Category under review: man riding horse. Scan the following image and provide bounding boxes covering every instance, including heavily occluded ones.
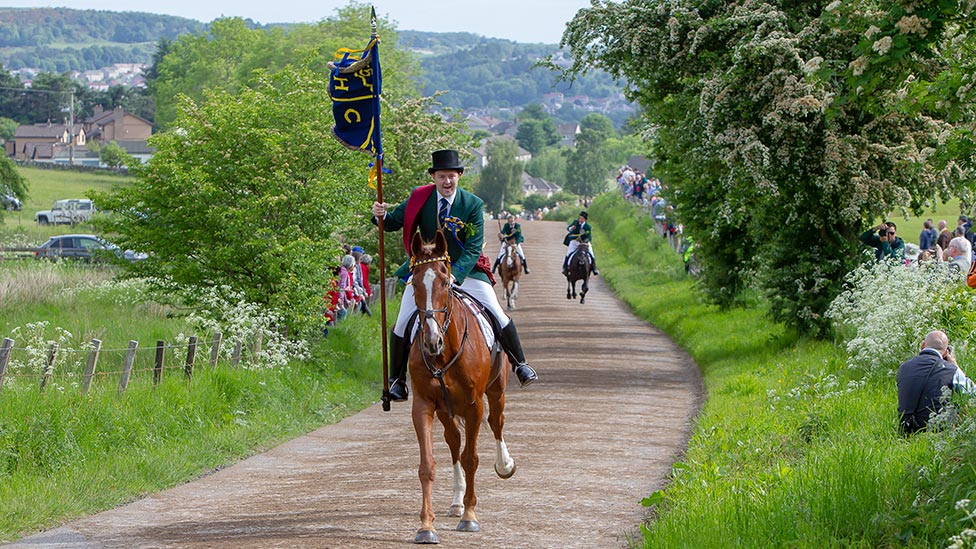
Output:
[493,214,530,274]
[371,149,538,403]
[563,211,599,276]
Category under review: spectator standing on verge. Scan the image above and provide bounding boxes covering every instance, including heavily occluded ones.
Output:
[937,220,953,251]
[920,219,937,253]
[943,227,973,271]
[860,222,906,262]
[897,330,976,433]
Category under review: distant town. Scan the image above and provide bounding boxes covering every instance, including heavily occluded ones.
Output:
[10,63,147,90]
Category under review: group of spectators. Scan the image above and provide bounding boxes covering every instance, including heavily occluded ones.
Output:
[324,244,373,334]
[617,164,661,207]
[861,215,976,279]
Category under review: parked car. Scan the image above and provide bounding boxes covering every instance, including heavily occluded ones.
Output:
[1,192,21,211]
[34,234,147,262]
[35,199,96,225]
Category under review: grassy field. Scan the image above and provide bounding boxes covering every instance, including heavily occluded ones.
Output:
[1,165,127,245]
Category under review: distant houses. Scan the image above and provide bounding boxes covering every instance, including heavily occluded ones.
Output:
[4,105,153,166]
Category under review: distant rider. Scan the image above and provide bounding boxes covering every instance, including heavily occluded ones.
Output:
[562,211,598,276]
[493,214,530,274]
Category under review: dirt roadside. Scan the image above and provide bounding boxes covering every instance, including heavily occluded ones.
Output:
[7,220,703,549]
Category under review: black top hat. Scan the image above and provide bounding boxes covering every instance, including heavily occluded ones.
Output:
[579,211,588,219]
[428,149,465,174]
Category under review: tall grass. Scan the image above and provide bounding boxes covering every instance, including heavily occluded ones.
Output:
[0,261,384,542]
[589,193,971,548]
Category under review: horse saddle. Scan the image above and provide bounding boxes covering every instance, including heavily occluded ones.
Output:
[406,288,499,352]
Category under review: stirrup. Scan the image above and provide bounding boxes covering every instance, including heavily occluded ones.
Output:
[513,363,537,387]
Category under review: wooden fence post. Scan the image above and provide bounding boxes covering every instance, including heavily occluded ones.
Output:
[0,338,13,394]
[252,329,263,365]
[39,343,58,392]
[81,339,102,395]
[118,340,138,394]
[154,340,165,386]
[209,332,222,369]
[231,340,243,368]
[184,336,197,380]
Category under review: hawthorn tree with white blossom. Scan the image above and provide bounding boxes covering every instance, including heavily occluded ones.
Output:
[559,0,976,335]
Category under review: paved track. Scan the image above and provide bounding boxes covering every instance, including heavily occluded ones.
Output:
[8,220,703,549]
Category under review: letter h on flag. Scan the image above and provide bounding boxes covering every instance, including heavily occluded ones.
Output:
[328,13,384,186]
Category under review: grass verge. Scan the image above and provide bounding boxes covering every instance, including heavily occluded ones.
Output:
[590,193,961,548]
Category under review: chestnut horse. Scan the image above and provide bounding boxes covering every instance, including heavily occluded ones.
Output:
[497,239,521,310]
[407,229,516,544]
[566,241,591,304]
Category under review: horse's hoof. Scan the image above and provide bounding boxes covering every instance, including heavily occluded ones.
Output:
[415,529,440,544]
[448,504,464,517]
[495,461,517,479]
[456,520,481,532]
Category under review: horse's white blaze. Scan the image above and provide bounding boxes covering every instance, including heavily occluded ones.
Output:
[495,438,515,475]
[423,268,439,335]
[451,461,465,508]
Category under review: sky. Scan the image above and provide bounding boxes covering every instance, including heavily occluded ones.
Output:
[0,0,594,44]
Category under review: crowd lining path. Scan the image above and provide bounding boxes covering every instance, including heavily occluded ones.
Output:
[8,220,703,549]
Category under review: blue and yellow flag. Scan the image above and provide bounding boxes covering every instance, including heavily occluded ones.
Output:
[328,31,383,159]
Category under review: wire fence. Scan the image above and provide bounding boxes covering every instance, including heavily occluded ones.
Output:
[0,331,264,397]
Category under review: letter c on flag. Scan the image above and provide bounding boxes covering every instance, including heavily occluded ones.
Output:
[344,109,362,124]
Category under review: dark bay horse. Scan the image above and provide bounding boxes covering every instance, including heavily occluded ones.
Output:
[497,239,521,310]
[408,229,516,544]
[566,241,591,304]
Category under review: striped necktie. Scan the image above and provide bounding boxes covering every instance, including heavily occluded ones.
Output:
[438,198,449,225]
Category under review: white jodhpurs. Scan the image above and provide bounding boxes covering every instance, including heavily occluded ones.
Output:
[566,240,595,260]
[394,276,511,338]
[496,243,526,260]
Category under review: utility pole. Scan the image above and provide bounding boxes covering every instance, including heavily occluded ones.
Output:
[68,91,74,165]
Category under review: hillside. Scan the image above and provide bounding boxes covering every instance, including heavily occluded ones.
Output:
[399,31,634,126]
[0,8,633,127]
[0,7,205,71]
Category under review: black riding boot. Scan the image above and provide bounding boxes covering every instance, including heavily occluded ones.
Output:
[492,256,501,273]
[498,322,537,387]
[562,255,569,275]
[522,258,530,274]
[388,332,409,402]
[590,256,599,276]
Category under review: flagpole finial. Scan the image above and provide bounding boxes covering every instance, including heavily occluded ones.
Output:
[370,6,377,35]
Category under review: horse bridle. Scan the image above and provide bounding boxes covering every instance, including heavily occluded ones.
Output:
[411,253,455,335]
[411,252,471,418]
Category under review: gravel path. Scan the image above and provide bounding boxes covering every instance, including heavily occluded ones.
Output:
[7,220,703,549]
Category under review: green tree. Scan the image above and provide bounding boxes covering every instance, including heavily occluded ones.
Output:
[565,113,614,197]
[0,155,28,217]
[515,103,560,154]
[515,118,561,154]
[20,72,74,123]
[148,5,421,130]
[0,65,25,122]
[0,116,17,141]
[91,68,369,335]
[98,140,135,170]
[475,138,523,213]
[526,146,569,186]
